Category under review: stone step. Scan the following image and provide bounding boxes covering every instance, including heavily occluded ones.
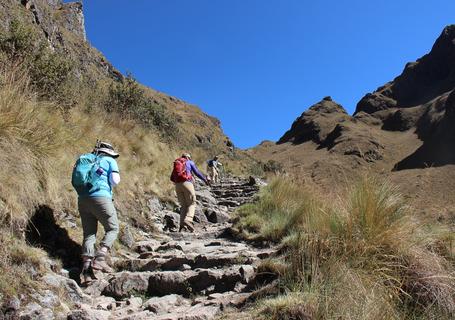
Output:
[116,250,259,273]
[101,265,255,300]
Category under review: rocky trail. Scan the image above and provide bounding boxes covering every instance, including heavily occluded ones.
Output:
[64,177,275,320]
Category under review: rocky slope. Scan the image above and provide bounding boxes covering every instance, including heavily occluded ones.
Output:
[250,25,455,219]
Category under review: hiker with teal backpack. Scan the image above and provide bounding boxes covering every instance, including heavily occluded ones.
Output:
[72,141,121,284]
[171,153,210,232]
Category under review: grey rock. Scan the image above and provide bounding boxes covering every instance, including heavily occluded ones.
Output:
[144,294,190,314]
[134,239,161,253]
[117,310,155,320]
[217,200,240,207]
[81,278,110,298]
[126,296,143,309]
[156,242,184,252]
[206,209,230,223]
[148,196,164,214]
[102,272,151,299]
[182,304,220,320]
[120,224,135,248]
[239,265,255,284]
[19,302,53,320]
[180,264,192,271]
[59,2,86,40]
[163,211,180,231]
[42,273,91,304]
[193,208,208,224]
[1,296,20,313]
[92,296,116,310]
[148,271,196,296]
[195,189,217,205]
[113,306,145,319]
[209,292,250,308]
[31,290,59,308]
[67,307,111,320]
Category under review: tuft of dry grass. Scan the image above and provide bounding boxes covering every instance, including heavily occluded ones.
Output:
[0,66,73,229]
[235,175,455,319]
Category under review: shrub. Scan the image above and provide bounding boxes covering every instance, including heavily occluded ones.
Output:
[29,50,74,101]
[0,20,37,63]
[0,20,74,102]
[263,160,284,174]
[105,74,178,137]
[234,176,455,319]
[247,161,265,177]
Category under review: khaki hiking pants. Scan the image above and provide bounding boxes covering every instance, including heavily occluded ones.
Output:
[175,181,196,227]
[78,197,119,258]
[208,166,219,183]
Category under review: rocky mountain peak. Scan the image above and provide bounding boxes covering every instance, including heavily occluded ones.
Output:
[277,97,349,144]
[356,24,455,115]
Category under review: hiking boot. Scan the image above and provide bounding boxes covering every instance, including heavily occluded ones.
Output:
[92,252,114,273]
[179,220,195,232]
[80,266,97,286]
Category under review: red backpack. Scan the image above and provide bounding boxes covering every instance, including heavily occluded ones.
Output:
[170,157,192,183]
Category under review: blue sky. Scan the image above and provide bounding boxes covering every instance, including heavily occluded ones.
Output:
[83,1,455,148]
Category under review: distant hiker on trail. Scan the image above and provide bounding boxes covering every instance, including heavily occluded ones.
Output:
[71,141,121,284]
[170,153,209,232]
[207,156,223,184]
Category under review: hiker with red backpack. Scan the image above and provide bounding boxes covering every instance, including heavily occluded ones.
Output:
[71,141,121,284]
[170,153,210,232]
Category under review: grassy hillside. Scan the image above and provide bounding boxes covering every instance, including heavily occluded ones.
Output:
[232,176,455,319]
[0,1,256,301]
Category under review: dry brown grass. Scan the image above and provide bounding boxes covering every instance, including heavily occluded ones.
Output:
[234,175,455,319]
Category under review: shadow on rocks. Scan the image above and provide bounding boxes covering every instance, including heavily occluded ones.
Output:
[25,205,82,281]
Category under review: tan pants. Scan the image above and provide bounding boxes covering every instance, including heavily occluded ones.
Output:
[175,181,196,227]
[78,197,119,258]
[208,166,219,183]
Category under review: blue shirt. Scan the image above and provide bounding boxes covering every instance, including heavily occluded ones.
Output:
[88,155,119,198]
[186,160,206,182]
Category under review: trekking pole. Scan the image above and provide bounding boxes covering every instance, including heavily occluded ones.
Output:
[95,139,100,155]
[220,166,224,187]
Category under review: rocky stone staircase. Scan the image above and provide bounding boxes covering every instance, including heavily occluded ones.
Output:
[68,178,273,320]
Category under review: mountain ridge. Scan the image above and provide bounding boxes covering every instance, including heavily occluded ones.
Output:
[250,23,455,218]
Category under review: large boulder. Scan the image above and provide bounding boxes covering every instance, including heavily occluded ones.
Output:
[102,272,151,299]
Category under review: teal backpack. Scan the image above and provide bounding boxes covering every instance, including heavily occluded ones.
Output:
[71,153,103,196]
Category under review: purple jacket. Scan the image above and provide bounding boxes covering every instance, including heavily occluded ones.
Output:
[186,160,206,182]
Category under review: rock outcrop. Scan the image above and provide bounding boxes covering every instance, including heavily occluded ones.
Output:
[277,96,350,145]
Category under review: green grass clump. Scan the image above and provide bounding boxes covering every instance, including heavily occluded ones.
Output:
[234,176,455,319]
[0,20,74,103]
